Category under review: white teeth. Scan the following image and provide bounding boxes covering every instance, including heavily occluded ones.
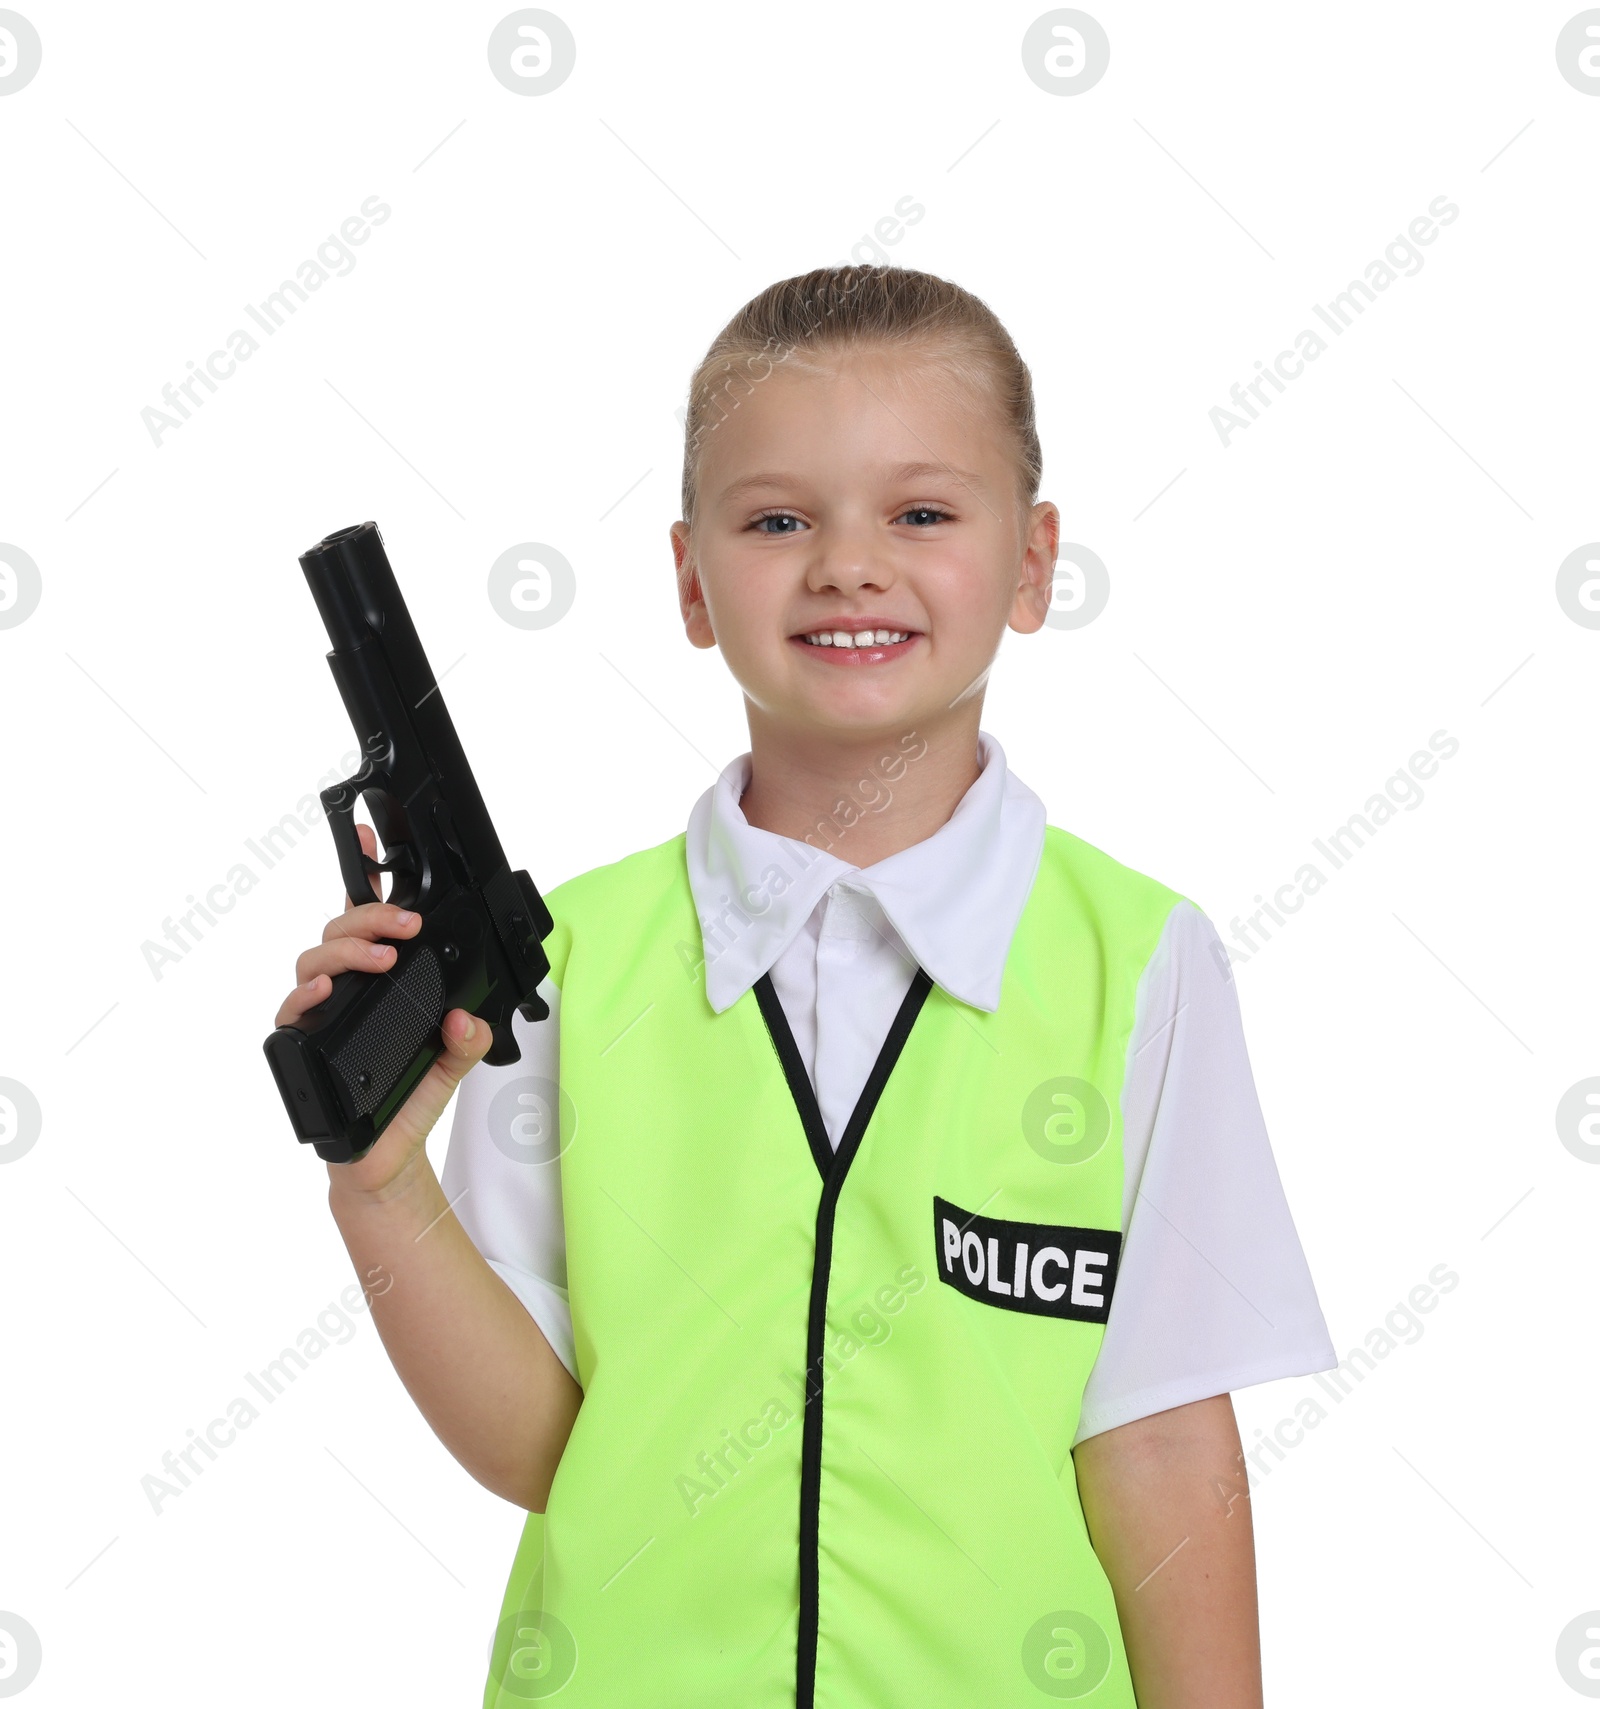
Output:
[801,629,909,647]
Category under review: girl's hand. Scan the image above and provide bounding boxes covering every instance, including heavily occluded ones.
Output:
[272,822,494,1199]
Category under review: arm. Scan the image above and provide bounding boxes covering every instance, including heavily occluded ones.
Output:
[278,825,582,1511]
[328,1138,582,1511]
[1072,1393,1261,1709]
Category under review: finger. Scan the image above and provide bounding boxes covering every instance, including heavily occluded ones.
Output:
[275,972,330,1028]
[322,901,420,947]
[392,1009,495,1132]
[342,821,384,912]
[327,1010,497,1185]
[295,932,408,988]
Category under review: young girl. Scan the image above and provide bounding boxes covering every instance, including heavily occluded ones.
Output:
[274,264,1337,1707]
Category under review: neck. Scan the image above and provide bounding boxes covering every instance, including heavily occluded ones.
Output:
[738,707,985,868]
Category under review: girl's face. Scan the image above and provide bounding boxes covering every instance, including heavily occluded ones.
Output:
[672,347,1058,746]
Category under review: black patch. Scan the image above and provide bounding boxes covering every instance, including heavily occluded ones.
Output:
[933,1195,1121,1324]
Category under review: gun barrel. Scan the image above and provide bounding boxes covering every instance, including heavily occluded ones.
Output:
[299,521,508,881]
[300,523,382,652]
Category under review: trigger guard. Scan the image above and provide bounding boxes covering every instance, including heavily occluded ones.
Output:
[322,776,381,907]
[321,774,422,909]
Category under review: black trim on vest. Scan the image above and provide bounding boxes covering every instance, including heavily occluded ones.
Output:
[753,972,835,1180]
[753,965,935,1709]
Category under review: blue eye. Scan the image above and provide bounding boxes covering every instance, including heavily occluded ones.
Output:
[748,505,953,533]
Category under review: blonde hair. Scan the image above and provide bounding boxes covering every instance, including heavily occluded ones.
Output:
[680,264,1042,528]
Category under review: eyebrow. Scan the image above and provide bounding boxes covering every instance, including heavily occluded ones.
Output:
[714,460,986,506]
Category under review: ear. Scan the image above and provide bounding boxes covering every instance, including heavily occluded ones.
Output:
[672,521,717,649]
[1009,500,1060,634]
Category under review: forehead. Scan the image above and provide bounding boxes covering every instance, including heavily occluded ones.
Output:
[695,347,1006,497]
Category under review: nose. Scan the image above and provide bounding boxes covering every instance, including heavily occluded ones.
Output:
[804,515,895,598]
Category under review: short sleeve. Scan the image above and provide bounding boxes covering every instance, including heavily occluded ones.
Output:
[1073,900,1337,1446]
[437,977,580,1384]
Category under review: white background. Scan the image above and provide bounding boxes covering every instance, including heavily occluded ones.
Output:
[2,2,1597,1703]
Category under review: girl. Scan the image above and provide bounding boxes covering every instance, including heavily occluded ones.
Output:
[274,264,1336,1707]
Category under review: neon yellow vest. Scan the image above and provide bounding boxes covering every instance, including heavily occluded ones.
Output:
[483,825,1187,1706]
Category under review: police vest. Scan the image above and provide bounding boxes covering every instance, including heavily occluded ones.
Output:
[483,824,1187,1708]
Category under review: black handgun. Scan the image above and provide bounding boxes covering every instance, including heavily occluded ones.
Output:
[263,521,554,1164]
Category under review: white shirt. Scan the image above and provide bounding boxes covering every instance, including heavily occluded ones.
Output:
[441,731,1337,1445]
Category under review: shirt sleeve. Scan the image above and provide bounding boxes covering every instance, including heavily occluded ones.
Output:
[1073,899,1337,1446]
[437,977,580,1384]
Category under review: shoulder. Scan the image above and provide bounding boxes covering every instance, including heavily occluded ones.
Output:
[1017,823,1210,1003]
[539,833,692,989]
[545,831,688,915]
[1037,820,1196,943]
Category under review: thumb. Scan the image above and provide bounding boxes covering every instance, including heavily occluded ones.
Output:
[391,1008,496,1145]
[433,1007,495,1086]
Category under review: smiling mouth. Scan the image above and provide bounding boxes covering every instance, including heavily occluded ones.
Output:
[799,625,912,647]
[789,623,921,664]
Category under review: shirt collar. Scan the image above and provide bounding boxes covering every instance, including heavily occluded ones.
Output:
[684,730,1047,1015]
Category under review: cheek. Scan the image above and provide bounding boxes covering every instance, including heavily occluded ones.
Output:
[700,558,789,653]
[925,550,1014,639]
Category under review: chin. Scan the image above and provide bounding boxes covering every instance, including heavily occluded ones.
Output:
[791,688,930,738]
